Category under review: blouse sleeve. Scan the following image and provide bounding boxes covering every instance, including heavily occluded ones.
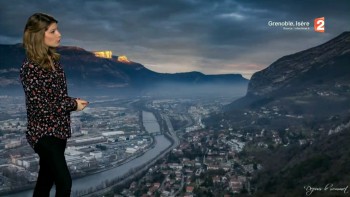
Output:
[59,65,78,112]
[20,63,77,114]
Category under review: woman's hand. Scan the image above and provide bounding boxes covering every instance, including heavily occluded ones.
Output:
[76,98,89,111]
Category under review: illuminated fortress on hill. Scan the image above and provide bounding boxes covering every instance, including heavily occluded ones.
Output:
[93,51,131,63]
[93,50,112,59]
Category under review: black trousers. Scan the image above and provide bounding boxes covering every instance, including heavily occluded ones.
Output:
[33,136,72,197]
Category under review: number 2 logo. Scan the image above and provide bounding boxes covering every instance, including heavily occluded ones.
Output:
[314,17,325,33]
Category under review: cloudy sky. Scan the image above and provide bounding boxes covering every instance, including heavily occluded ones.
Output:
[1,0,349,78]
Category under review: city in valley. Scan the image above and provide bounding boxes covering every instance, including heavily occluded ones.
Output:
[0,94,255,196]
[0,93,325,197]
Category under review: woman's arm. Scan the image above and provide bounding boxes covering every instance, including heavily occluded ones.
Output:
[20,63,78,114]
[59,63,89,111]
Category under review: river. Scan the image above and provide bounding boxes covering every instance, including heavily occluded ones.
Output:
[5,111,172,197]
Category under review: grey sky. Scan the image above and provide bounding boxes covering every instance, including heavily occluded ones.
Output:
[0,0,349,78]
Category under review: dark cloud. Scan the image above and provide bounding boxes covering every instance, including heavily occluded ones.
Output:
[1,0,349,78]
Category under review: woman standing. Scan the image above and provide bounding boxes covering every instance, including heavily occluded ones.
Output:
[20,13,88,197]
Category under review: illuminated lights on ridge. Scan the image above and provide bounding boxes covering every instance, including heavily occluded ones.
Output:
[93,51,112,59]
[118,55,131,63]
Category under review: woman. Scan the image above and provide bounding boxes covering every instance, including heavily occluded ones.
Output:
[20,13,88,197]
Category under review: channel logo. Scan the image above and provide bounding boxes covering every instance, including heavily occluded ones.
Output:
[314,17,325,33]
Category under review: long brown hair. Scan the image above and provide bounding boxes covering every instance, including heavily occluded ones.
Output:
[23,13,60,70]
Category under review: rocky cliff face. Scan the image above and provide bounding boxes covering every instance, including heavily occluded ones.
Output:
[217,31,350,124]
[202,32,350,197]
[242,32,350,197]
[248,32,350,96]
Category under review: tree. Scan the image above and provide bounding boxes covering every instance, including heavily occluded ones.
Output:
[202,176,213,187]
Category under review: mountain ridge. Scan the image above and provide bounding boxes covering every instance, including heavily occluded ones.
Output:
[248,31,350,96]
[205,31,350,196]
[224,31,350,112]
[0,43,248,96]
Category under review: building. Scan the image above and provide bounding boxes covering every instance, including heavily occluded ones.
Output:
[101,131,125,137]
[93,51,112,59]
[90,151,103,159]
[126,147,137,154]
[5,140,21,149]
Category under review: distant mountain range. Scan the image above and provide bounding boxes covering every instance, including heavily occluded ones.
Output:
[0,44,248,96]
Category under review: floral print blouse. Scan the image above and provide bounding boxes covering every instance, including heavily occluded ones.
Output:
[20,58,77,149]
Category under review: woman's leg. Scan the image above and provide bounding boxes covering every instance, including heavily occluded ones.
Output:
[50,137,72,197]
[33,137,55,197]
[33,136,72,197]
